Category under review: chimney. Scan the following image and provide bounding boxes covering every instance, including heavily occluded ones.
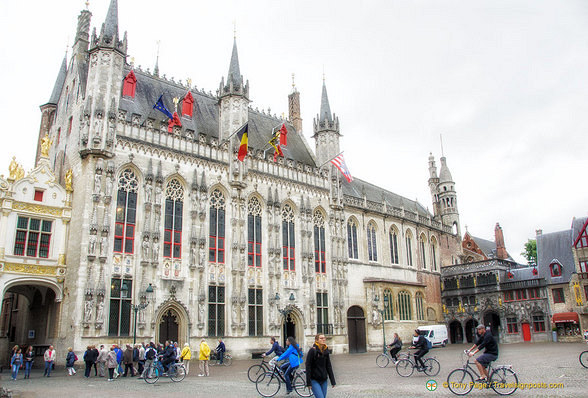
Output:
[495,222,508,260]
[536,229,542,236]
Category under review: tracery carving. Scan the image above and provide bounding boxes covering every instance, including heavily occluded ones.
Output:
[118,169,138,193]
[165,179,185,201]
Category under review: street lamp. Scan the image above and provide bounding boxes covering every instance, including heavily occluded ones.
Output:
[373,293,389,348]
[122,283,154,345]
[275,292,296,317]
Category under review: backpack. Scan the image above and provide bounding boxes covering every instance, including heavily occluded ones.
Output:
[425,337,432,350]
[74,353,78,361]
[145,347,155,360]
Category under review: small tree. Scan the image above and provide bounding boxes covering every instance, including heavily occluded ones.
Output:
[521,239,537,266]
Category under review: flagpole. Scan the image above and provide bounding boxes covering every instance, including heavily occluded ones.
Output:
[318,151,344,169]
[220,121,248,145]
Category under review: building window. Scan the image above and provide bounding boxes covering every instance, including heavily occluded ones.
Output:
[383,289,394,320]
[585,285,588,303]
[209,189,226,263]
[34,190,44,202]
[430,238,438,271]
[68,116,73,136]
[552,288,565,304]
[419,235,427,269]
[528,288,540,299]
[108,278,132,336]
[247,197,262,267]
[506,317,518,334]
[317,292,329,334]
[580,260,588,273]
[515,289,527,300]
[477,273,497,286]
[347,219,358,259]
[406,233,413,266]
[575,224,588,248]
[14,216,52,258]
[443,278,458,291]
[398,291,412,320]
[122,70,137,98]
[389,229,399,264]
[367,222,377,262]
[504,291,514,302]
[282,204,295,271]
[313,210,326,273]
[415,292,424,320]
[182,91,194,118]
[248,288,263,336]
[208,285,225,336]
[114,169,138,254]
[533,315,546,332]
[164,179,183,259]
[550,263,562,277]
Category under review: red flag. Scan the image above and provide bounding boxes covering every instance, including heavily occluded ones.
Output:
[279,123,288,146]
[330,153,353,182]
[273,144,284,162]
[168,112,182,132]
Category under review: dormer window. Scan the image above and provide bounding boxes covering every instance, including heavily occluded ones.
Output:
[182,91,194,118]
[550,262,562,277]
[122,70,137,98]
[34,190,44,202]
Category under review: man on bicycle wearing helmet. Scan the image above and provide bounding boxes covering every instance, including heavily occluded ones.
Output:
[467,324,498,382]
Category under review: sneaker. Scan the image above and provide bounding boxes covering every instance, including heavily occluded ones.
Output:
[108,378,113,382]
[198,374,204,377]
[475,377,487,383]
[394,360,399,365]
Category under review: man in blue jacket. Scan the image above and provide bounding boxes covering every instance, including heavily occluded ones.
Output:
[262,337,285,358]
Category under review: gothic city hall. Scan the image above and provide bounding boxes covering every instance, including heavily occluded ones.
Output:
[0,0,463,361]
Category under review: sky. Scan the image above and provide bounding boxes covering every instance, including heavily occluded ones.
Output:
[0,0,587,263]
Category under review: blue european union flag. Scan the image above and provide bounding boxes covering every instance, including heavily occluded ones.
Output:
[153,94,173,119]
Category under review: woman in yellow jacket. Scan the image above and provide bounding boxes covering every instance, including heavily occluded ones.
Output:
[198,339,211,377]
[180,343,192,375]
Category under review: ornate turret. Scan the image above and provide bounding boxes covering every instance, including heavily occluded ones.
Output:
[288,75,303,133]
[428,153,440,217]
[90,0,127,54]
[72,7,92,64]
[312,79,340,166]
[437,156,460,235]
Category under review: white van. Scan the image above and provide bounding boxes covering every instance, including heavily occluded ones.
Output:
[417,325,448,347]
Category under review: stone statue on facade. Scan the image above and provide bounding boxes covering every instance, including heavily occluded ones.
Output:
[100,236,108,257]
[40,134,53,158]
[154,185,162,204]
[84,297,94,322]
[96,299,104,323]
[94,173,102,195]
[88,234,97,255]
[142,236,150,260]
[152,243,159,261]
[145,183,153,203]
[8,157,18,180]
[372,307,381,327]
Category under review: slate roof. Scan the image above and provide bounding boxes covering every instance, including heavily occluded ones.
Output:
[45,56,67,106]
[536,229,574,284]
[470,235,497,258]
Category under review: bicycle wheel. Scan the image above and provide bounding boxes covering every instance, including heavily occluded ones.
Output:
[224,355,233,366]
[446,369,474,396]
[170,364,186,382]
[580,351,588,368]
[144,366,159,384]
[256,371,281,397]
[490,367,518,395]
[376,354,390,368]
[293,373,312,397]
[396,359,414,377]
[424,358,440,376]
[248,364,267,382]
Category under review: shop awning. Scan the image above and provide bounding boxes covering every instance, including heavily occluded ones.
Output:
[553,312,579,324]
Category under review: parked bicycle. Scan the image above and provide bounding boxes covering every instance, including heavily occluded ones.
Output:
[395,351,440,377]
[446,350,518,396]
[255,358,312,397]
[143,356,186,384]
[210,351,233,366]
[248,357,272,382]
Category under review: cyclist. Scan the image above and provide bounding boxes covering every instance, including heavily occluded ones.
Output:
[408,329,429,371]
[467,324,498,383]
[387,332,402,364]
[140,342,156,379]
[160,341,176,374]
[215,338,226,365]
[262,336,285,358]
[276,337,303,395]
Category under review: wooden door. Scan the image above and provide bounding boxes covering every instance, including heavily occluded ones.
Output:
[522,323,531,341]
[347,306,366,353]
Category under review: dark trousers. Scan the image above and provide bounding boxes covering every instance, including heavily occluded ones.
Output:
[138,360,145,375]
[414,349,429,368]
[92,361,98,376]
[281,363,297,392]
[84,361,93,377]
[390,347,401,361]
[123,363,135,376]
[108,368,115,379]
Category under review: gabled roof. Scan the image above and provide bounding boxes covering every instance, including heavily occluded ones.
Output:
[572,216,588,248]
[537,229,574,284]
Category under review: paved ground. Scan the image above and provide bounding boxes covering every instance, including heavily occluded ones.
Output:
[0,342,586,397]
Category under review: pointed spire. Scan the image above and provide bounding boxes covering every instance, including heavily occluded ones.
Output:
[102,0,119,41]
[46,56,68,105]
[319,80,333,123]
[154,40,160,77]
[200,171,207,192]
[227,38,242,86]
[191,170,198,190]
[156,160,163,183]
[439,156,453,183]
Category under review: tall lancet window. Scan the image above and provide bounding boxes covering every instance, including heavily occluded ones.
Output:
[247,197,262,267]
[282,204,295,271]
[313,210,326,274]
[367,222,378,262]
[347,218,358,259]
[209,189,226,264]
[389,227,399,264]
[164,179,184,259]
[114,169,138,254]
[420,235,427,269]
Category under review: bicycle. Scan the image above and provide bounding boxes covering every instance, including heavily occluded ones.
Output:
[255,358,312,397]
[579,345,588,368]
[248,357,272,382]
[446,350,518,396]
[143,357,186,384]
[395,351,440,377]
[210,351,233,366]
[376,345,406,368]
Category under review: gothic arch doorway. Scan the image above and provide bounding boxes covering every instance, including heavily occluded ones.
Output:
[483,311,501,343]
[282,313,296,347]
[159,309,179,344]
[154,300,190,345]
[465,319,478,343]
[449,320,463,344]
[347,306,366,353]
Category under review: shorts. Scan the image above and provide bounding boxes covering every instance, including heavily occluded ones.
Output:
[476,353,497,367]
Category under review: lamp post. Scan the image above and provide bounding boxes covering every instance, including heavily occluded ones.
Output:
[373,293,389,348]
[122,283,154,345]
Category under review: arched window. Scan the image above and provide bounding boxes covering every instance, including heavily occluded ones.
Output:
[122,70,137,98]
[164,179,184,259]
[415,292,424,320]
[406,231,413,266]
[182,91,194,118]
[313,210,326,273]
[347,218,358,259]
[398,291,412,320]
[389,227,399,264]
[282,204,295,271]
[114,169,138,254]
[367,222,378,262]
[247,197,262,267]
[209,189,226,263]
[383,289,394,320]
[420,235,427,269]
[430,237,438,271]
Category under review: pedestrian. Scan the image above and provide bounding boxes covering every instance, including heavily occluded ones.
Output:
[387,332,402,364]
[10,348,22,381]
[23,346,34,379]
[106,346,117,382]
[180,343,192,375]
[198,338,211,377]
[306,334,336,398]
[97,344,108,377]
[140,342,156,379]
[137,343,146,376]
[113,344,122,378]
[91,345,99,376]
[66,347,77,376]
[174,342,181,362]
[123,344,135,377]
[43,345,56,377]
[215,338,226,365]
[83,345,97,377]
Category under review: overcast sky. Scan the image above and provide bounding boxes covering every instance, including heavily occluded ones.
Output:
[1,0,587,263]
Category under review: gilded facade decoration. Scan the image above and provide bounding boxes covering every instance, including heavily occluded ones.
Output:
[12,202,63,216]
[3,263,59,276]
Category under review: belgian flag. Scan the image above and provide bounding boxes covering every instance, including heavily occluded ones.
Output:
[235,123,248,161]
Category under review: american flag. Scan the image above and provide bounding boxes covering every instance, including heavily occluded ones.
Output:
[330,153,353,182]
